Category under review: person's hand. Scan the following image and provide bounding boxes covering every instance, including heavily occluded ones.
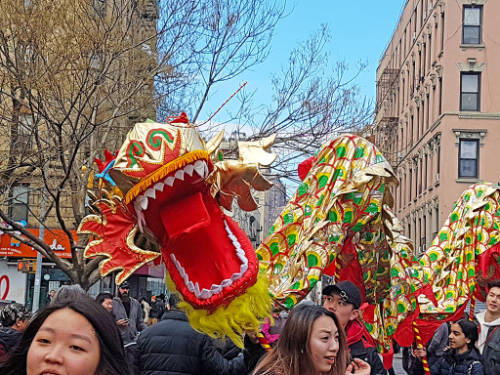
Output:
[345,358,371,375]
[116,318,129,327]
[246,331,260,344]
[414,348,427,360]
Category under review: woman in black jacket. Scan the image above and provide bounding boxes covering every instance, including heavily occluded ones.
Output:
[430,319,483,375]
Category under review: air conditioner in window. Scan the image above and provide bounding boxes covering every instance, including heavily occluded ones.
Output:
[413,32,417,41]
[435,173,440,183]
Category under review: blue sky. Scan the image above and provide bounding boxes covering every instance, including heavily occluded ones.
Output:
[200,0,405,121]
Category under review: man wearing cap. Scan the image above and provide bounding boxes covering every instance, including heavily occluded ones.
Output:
[113,281,147,344]
[323,280,386,375]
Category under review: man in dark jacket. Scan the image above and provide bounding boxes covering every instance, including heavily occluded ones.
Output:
[0,303,31,362]
[136,294,245,375]
[323,281,386,375]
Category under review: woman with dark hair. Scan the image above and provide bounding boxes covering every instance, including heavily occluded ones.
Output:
[0,295,130,375]
[252,304,370,375]
[430,318,484,375]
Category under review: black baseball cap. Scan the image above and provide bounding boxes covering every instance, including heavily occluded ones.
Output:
[322,280,362,309]
[119,281,130,289]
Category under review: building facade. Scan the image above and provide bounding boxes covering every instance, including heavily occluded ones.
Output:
[374,0,500,255]
[0,0,161,306]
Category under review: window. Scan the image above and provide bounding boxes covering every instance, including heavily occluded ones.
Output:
[458,139,479,178]
[9,185,29,223]
[422,215,427,251]
[440,12,445,52]
[463,6,482,44]
[424,154,428,190]
[460,73,480,111]
[438,77,443,114]
[433,205,439,239]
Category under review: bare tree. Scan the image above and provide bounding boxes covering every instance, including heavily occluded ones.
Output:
[191,25,373,186]
[0,0,370,289]
[0,0,199,288]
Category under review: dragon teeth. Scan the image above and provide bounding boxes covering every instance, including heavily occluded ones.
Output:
[144,188,156,199]
[137,195,148,210]
[164,176,175,187]
[154,182,165,192]
[184,164,194,176]
[194,160,205,178]
[174,170,185,181]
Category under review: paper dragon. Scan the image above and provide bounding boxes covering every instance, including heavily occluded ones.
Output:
[78,113,276,345]
[79,110,500,356]
[255,134,422,358]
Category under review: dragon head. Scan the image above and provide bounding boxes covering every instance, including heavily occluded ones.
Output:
[81,113,275,344]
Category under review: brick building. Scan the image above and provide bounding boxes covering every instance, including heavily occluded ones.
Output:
[373,0,500,255]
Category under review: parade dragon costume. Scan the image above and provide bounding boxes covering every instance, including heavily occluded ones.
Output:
[256,134,425,359]
[401,182,500,344]
[78,113,277,345]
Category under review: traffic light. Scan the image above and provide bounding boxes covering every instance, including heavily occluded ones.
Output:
[17,259,36,273]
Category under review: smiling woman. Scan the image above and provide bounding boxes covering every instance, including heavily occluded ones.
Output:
[0,296,130,375]
[252,304,370,375]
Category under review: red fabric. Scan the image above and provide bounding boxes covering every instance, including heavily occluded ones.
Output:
[394,300,469,347]
[478,242,500,295]
[160,192,210,238]
[162,192,259,310]
[346,319,375,348]
[382,343,394,370]
[338,237,366,302]
[323,257,337,276]
[79,200,159,283]
[167,112,189,124]
[362,303,377,323]
[415,284,438,307]
[297,156,315,181]
[94,149,118,172]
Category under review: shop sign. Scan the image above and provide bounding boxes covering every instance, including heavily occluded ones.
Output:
[0,261,27,303]
[0,228,78,258]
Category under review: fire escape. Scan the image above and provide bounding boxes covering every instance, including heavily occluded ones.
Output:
[375,66,400,167]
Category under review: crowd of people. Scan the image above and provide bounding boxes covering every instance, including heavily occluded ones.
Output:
[0,279,499,375]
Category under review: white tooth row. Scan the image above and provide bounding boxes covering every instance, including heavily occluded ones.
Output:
[134,160,209,232]
[170,219,249,300]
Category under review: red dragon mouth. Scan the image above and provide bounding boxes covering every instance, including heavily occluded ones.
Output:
[129,153,258,309]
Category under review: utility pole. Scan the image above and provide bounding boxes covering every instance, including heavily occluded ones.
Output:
[32,187,46,312]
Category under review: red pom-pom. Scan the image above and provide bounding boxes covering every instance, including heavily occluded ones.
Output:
[297,156,315,181]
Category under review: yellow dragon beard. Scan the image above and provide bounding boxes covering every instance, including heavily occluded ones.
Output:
[166,271,272,347]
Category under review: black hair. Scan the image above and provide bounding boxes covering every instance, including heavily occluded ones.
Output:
[52,284,86,304]
[0,295,130,375]
[0,303,31,327]
[454,319,479,351]
[487,280,500,290]
[95,292,114,306]
[168,293,180,309]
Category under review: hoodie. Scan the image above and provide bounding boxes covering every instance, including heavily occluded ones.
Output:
[475,311,500,354]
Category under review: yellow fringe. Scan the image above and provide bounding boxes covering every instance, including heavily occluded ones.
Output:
[166,272,272,347]
[125,150,209,204]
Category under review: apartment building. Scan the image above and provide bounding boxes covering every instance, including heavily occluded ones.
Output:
[373,0,500,255]
[0,0,160,306]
